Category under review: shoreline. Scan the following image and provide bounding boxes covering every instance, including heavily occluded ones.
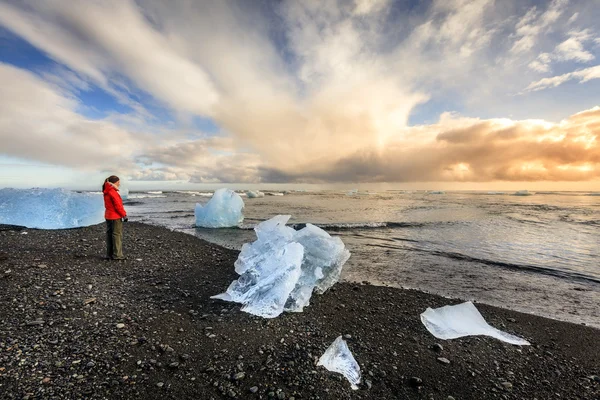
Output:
[1,222,598,399]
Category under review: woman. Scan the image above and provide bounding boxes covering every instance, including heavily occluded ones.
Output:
[102,175,128,260]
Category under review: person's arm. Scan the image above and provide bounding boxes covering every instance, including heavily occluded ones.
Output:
[110,190,127,218]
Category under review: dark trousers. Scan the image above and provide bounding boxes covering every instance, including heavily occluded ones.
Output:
[106,219,124,259]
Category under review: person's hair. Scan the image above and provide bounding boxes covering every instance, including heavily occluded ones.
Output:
[103,175,120,190]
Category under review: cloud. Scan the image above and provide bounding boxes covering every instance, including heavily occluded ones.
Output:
[257,107,600,183]
[510,0,568,54]
[0,62,141,169]
[525,65,600,91]
[554,29,595,62]
[1,0,599,186]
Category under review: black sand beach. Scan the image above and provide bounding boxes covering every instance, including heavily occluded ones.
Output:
[0,222,598,399]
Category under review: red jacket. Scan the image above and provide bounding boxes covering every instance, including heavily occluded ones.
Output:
[103,182,127,220]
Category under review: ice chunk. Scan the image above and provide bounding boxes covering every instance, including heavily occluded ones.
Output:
[318,336,361,390]
[246,190,264,198]
[195,188,244,228]
[212,242,304,318]
[212,215,351,317]
[0,188,104,229]
[420,301,530,345]
[513,190,533,196]
[429,190,445,194]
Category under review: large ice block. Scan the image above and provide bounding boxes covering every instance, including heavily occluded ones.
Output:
[212,215,351,318]
[420,301,530,345]
[0,188,104,229]
[195,188,244,228]
[318,336,361,390]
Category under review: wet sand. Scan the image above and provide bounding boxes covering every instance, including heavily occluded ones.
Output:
[0,222,598,399]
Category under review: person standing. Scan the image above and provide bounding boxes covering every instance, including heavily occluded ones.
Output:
[102,175,128,260]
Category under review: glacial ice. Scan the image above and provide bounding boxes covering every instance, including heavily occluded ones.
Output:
[212,215,351,318]
[318,336,361,390]
[513,190,533,196]
[195,188,245,228]
[246,190,264,198]
[0,188,104,229]
[420,301,530,345]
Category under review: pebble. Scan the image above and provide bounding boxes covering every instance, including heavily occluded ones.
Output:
[365,379,372,389]
[233,372,245,380]
[501,382,513,390]
[431,343,443,352]
[116,323,125,329]
[437,357,451,365]
[409,377,423,387]
[249,386,259,393]
[156,382,164,388]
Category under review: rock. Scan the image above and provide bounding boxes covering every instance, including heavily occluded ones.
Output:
[116,323,125,329]
[431,343,443,352]
[249,386,259,393]
[233,372,245,380]
[409,377,423,387]
[83,298,96,305]
[437,357,451,365]
[501,382,513,390]
[156,382,164,388]
[365,379,372,389]
[447,397,456,400]
[168,362,180,369]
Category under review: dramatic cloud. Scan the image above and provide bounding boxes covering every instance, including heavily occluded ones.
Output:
[256,107,600,182]
[0,0,599,186]
[0,63,140,169]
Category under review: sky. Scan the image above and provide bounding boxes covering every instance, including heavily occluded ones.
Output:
[0,0,599,191]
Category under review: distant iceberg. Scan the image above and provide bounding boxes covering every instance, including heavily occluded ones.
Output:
[195,188,244,228]
[212,215,351,318]
[318,336,361,390]
[486,191,505,195]
[0,188,104,229]
[429,191,445,194]
[420,301,530,345]
[246,190,265,198]
[513,190,533,196]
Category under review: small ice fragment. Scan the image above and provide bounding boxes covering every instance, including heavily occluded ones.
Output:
[195,188,244,228]
[245,190,264,198]
[318,336,361,390]
[513,190,533,196]
[420,301,530,345]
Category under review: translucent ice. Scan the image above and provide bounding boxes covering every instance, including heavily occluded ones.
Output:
[420,301,530,345]
[513,190,533,196]
[212,215,351,317]
[246,190,264,198]
[318,336,361,390]
[0,188,104,229]
[195,188,244,228]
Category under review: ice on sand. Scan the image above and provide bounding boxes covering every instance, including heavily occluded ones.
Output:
[195,188,244,228]
[318,336,361,390]
[420,301,530,345]
[0,188,104,229]
[212,215,350,318]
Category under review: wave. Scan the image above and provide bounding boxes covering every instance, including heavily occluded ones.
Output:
[238,221,451,231]
[365,243,600,285]
[147,191,163,194]
[128,194,167,199]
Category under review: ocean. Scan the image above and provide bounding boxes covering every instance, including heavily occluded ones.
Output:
[124,190,600,328]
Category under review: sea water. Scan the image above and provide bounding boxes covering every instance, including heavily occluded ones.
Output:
[124,190,600,328]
